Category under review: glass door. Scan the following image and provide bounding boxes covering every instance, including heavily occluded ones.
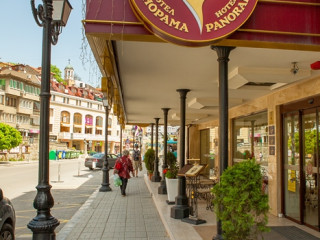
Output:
[283,112,301,222]
[283,108,320,229]
[302,108,319,228]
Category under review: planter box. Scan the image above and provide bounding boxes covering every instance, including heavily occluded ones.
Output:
[165,177,178,204]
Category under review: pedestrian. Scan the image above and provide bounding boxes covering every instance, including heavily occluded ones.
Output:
[114,149,134,197]
[132,144,141,177]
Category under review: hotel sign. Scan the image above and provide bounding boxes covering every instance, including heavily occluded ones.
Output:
[130,0,258,46]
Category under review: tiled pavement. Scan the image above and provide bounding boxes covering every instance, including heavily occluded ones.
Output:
[57,172,170,240]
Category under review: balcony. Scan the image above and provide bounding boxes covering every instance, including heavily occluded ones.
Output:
[17,106,33,115]
[57,132,106,142]
[5,87,20,97]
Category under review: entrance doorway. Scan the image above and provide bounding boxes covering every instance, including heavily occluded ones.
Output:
[282,99,320,230]
[200,129,210,176]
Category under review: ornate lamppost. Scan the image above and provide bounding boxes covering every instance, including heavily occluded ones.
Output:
[28,0,72,239]
[100,98,112,192]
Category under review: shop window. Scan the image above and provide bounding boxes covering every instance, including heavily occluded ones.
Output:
[232,111,268,163]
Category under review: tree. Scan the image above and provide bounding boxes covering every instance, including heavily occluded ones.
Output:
[0,123,22,152]
[51,65,64,83]
[212,159,269,240]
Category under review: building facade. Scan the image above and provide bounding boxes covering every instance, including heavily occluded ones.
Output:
[0,62,121,159]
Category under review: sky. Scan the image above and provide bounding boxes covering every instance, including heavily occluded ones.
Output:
[0,0,101,87]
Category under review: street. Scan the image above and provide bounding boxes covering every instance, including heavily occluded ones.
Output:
[0,159,106,239]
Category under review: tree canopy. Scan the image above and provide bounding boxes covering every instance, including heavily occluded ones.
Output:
[51,65,64,83]
[0,123,22,151]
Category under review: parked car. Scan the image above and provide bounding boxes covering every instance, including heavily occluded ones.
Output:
[0,188,16,240]
[85,153,118,170]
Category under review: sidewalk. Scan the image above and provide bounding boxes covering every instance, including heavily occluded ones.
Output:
[57,170,170,240]
[57,169,320,240]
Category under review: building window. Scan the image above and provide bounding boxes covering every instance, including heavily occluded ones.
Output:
[60,111,70,132]
[5,96,17,107]
[73,113,82,133]
[108,117,112,128]
[51,95,55,101]
[232,111,268,163]
[85,114,93,134]
[63,97,69,104]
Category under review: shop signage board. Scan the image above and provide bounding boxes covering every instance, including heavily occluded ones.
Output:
[129,0,258,46]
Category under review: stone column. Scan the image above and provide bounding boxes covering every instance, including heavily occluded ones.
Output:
[211,46,234,240]
[152,118,161,182]
[158,108,170,194]
[171,89,190,219]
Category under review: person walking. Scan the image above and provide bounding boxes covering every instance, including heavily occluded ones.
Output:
[132,144,141,177]
[114,150,134,197]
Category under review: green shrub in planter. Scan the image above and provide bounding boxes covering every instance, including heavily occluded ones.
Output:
[144,148,155,173]
[167,151,177,169]
[212,159,269,240]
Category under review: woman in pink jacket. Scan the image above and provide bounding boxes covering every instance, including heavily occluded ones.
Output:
[114,150,134,196]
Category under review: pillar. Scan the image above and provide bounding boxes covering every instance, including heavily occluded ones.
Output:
[211,46,234,240]
[152,118,161,182]
[171,89,190,219]
[158,108,170,194]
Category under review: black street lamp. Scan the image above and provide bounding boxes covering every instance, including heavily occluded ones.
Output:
[100,98,112,192]
[28,0,72,239]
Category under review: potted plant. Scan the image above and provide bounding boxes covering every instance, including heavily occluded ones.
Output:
[212,158,269,240]
[164,151,179,204]
[144,148,155,179]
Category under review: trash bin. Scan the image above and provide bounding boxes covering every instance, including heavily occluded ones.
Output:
[65,151,71,159]
[57,150,63,159]
[49,150,57,160]
[62,151,66,159]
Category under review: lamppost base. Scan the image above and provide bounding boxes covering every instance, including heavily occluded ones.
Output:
[158,180,167,194]
[28,216,59,239]
[170,204,190,219]
[151,175,161,182]
[99,184,112,192]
